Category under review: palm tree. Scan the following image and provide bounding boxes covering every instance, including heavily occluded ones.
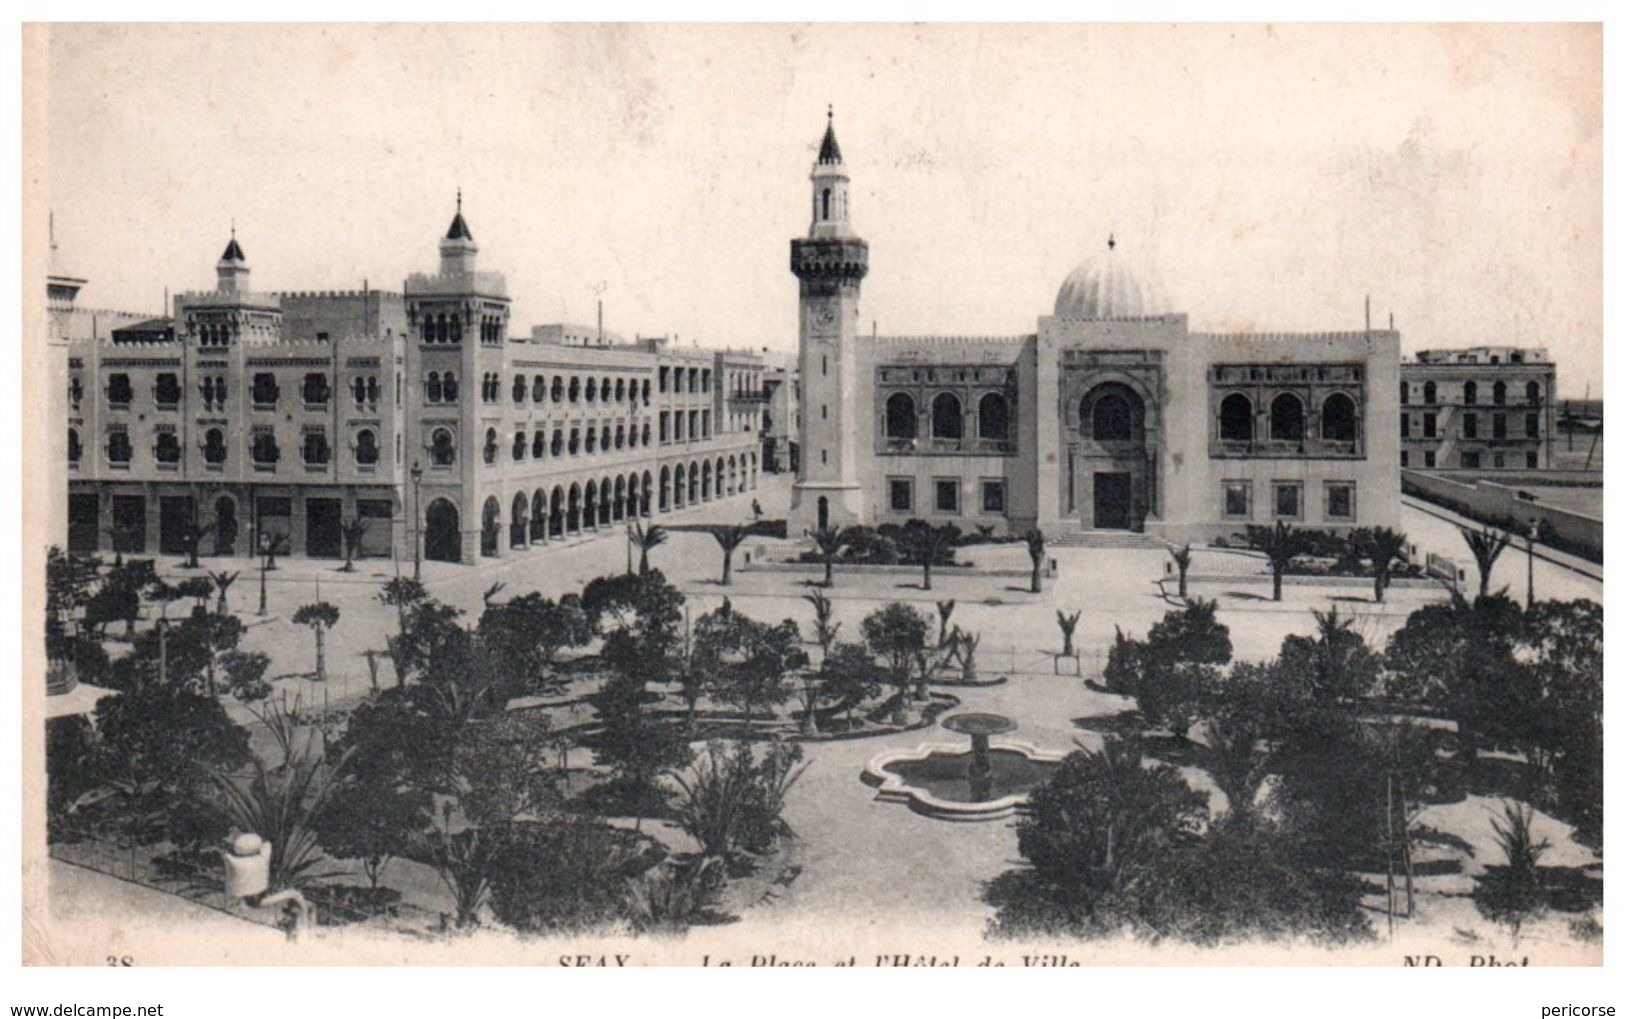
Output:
[1170,544,1194,599]
[338,516,370,573]
[708,524,750,586]
[899,520,960,591]
[209,570,239,615]
[801,588,840,656]
[810,526,850,588]
[626,521,668,576]
[1459,523,1512,599]
[178,518,215,569]
[1024,529,1046,593]
[1349,526,1408,603]
[935,600,956,647]
[291,601,342,682]
[1240,522,1312,602]
[1056,609,1082,657]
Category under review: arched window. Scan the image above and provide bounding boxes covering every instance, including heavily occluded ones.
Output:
[534,375,545,402]
[512,430,526,460]
[355,429,379,465]
[421,317,434,342]
[107,430,133,463]
[641,423,652,446]
[301,373,330,405]
[435,314,448,343]
[303,431,331,465]
[431,428,456,466]
[885,393,916,439]
[155,432,181,464]
[616,424,626,449]
[931,393,963,440]
[568,376,580,402]
[1423,381,1437,405]
[443,372,458,402]
[586,378,598,402]
[426,372,443,403]
[568,428,580,455]
[449,315,462,343]
[1219,393,1253,441]
[551,377,564,402]
[978,393,1010,441]
[1269,393,1305,442]
[67,428,81,464]
[1525,380,1541,405]
[203,428,227,464]
[1090,392,1136,441]
[585,427,598,454]
[551,429,564,457]
[1463,381,1477,405]
[1400,380,1409,405]
[1321,393,1358,442]
[250,431,280,465]
[601,424,612,451]
[1492,381,1506,406]
[483,428,498,464]
[822,188,831,220]
[532,431,546,459]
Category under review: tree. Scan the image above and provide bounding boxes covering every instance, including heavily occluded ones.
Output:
[1199,662,1277,825]
[45,547,102,678]
[1459,523,1513,599]
[1385,593,1526,768]
[176,516,215,569]
[1348,527,1408,603]
[146,579,185,626]
[291,601,342,682]
[934,599,956,647]
[377,577,428,685]
[707,524,750,586]
[809,526,850,587]
[86,559,154,639]
[317,779,432,890]
[860,602,931,725]
[1239,522,1313,601]
[94,685,251,849]
[177,576,214,614]
[1025,529,1046,594]
[477,592,590,696]
[694,608,805,729]
[1013,739,1206,929]
[887,518,961,590]
[339,517,370,573]
[626,521,668,576]
[1169,544,1193,599]
[209,570,239,615]
[801,589,840,658]
[1475,801,1551,943]
[1055,609,1082,657]
[1520,599,1602,847]
[818,641,883,731]
[1276,607,1378,706]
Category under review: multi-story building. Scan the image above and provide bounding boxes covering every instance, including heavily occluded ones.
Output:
[62,204,763,564]
[1398,347,1557,471]
[758,349,800,473]
[788,113,1402,543]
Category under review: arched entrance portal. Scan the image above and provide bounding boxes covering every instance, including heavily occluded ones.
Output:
[1073,381,1154,531]
[213,496,238,556]
[425,499,461,563]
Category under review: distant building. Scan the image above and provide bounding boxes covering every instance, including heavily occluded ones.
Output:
[759,349,799,473]
[788,113,1402,542]
[61,202,764,564]
[1399,347,1556,471]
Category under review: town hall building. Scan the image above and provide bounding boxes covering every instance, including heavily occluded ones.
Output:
[788,114,1403,545]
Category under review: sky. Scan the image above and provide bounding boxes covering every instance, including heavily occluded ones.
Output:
[37,23,1602,395]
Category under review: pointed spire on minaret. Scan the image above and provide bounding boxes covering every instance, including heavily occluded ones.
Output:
[1107,233,1116,251]
[445,189,473,241]
[817,105,843,165]
[221,219,246,263]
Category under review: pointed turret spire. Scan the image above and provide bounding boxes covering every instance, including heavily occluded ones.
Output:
[221,221,246,262]
[445,188,474,241]
[817,105,843,165]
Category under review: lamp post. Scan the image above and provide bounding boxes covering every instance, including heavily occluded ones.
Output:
[257,533,270,617]
[410,460,424,581]
[1526,519,1540,610]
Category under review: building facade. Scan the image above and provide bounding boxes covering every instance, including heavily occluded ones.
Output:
[788,115,1402,544]
[1398,347,1556,472]
[62,205,763,565]
[758,348,800,473]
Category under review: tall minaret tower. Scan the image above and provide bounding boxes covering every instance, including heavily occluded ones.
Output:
[789,108,869,534]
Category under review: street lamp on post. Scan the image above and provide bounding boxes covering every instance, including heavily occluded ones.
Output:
[1526,518,1540,610]
[257,533,271,617]
[410,461,424,581]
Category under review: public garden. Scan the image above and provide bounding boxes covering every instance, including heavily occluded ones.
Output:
[41,475,1603,955]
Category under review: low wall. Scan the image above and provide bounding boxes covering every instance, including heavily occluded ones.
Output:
[1402,470,1603,564]
[1422,468,1601,488]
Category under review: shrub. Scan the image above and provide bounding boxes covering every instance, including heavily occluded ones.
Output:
[622,857,726,935]
[485,820,665,934]
[669,740,809,862]
[1475,801,1551,942]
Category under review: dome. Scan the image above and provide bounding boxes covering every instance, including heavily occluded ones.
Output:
[1053,237,1161,319]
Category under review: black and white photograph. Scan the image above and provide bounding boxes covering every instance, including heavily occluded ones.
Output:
[16,20,1605,984]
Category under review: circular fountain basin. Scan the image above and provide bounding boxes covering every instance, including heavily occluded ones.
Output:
[863,740,1067,821]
